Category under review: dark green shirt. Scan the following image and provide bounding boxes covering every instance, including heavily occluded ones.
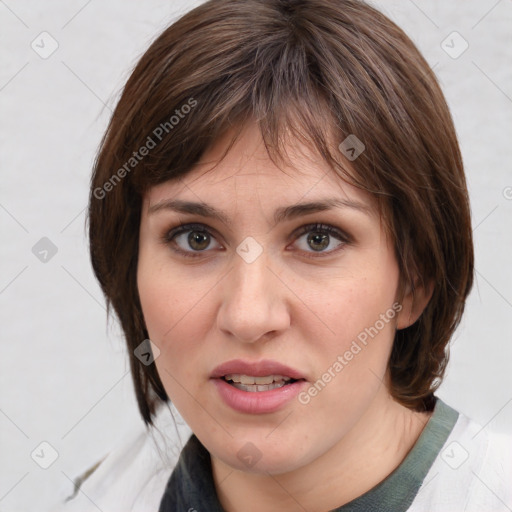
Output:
[158,397,459,512]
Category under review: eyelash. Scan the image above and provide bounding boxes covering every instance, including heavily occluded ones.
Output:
[161,222,350,259]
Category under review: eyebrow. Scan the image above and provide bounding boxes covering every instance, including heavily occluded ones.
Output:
[148,197,372,227]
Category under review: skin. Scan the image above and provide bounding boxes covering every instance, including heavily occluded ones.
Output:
[137,120,433,511]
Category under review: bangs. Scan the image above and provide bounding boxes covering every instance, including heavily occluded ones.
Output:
[126,38,360,196]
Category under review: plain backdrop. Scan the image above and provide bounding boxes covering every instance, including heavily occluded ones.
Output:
[1,1,511,511]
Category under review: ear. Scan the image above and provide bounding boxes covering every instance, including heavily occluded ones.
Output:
[396,278,434,330]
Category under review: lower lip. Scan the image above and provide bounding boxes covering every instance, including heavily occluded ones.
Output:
[211,378,307,414]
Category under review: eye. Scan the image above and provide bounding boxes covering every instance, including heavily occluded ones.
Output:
[291,223,349,257]
[162,223,223,258]
[162,222,350,259]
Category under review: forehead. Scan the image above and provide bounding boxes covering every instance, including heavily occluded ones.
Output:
[144,122,376,212]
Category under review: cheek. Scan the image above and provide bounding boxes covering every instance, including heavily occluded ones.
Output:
[304,253,400,398]
[138,267,206,419]
[137,254,216,386]
[312,264,399,353]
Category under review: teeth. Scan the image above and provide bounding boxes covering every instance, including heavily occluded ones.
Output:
[231,381,288,392]
[224,374,292,385]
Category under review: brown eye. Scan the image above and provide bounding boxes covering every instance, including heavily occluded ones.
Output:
[187,231,211,251]
[292,223,350,257]
[163,223,223,258]
[307,232,330,251]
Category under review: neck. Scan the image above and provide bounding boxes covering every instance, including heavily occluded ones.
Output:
[211,389,432,512]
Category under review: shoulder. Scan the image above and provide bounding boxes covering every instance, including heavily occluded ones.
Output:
[49,404,191,512]
[409,402,512,512]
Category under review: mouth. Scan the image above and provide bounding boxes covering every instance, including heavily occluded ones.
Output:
[210,358,307,384]
[210,359,308,413]
[221,374,303,392]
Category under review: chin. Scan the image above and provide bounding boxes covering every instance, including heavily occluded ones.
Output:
[230,453,302,475]
[210,434,313,475]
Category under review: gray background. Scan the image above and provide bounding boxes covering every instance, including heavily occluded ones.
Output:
[1,1,511,511]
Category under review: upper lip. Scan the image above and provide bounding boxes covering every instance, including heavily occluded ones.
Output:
[210,359,306,380]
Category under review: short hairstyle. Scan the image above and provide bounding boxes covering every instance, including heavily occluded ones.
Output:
[88,0,474,426]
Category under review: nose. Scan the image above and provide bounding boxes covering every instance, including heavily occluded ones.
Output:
[216,249,291,344]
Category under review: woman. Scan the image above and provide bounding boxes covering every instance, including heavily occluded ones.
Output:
[56,0,512,510]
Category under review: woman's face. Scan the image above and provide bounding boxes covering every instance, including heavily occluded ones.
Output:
[137,121,410,474]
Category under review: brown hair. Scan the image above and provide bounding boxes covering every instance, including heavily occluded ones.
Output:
[88,0,473,425]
